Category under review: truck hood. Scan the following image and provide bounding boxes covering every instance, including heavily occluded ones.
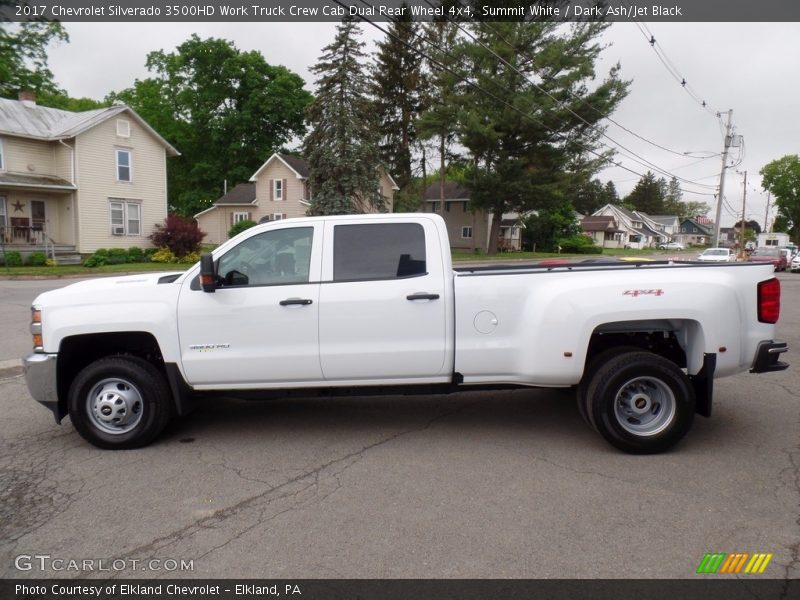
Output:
[34,271,186,308]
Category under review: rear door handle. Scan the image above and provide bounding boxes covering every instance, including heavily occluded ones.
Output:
[406,293,440,301]
[279,298,313,306]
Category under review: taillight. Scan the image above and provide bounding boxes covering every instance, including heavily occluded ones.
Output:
[757,278,781,324]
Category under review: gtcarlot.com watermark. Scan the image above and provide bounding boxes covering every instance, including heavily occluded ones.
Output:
[14,554,194,573]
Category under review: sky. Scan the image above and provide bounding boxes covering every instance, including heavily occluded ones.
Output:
[43,20,800,229]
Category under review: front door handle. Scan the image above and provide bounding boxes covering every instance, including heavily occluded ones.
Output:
[279,298,313,306]
[406,293,440,301]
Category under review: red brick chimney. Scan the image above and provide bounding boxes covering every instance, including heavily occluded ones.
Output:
[18,90,37,104]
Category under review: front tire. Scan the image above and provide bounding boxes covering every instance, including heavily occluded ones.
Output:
[584,351,695,454]
[67,356,173,449]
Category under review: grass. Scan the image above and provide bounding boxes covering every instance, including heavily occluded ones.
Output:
[0,262,190,278]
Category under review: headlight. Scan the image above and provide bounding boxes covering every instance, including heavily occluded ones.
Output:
[31,305,43,352]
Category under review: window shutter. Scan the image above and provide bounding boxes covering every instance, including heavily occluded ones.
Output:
[282,179,287,201]
[270,180,274,202]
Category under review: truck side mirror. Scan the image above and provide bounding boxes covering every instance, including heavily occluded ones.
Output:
[199,253,216,293]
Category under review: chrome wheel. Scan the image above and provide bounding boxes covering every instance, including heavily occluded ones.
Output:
[613,376,676,436]
[86,378,144,435]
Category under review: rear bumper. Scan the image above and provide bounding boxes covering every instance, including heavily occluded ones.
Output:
[23,352,63,422]
[750,341,789,373]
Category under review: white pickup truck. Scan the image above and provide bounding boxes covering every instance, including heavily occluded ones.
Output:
[24,213,788,454]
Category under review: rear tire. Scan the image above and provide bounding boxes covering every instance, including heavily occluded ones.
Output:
[584,351,695,454]
[67,356,173,449]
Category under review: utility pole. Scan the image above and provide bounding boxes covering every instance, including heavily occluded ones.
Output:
[739,171,747,259]
[764,191,771,234]
[713,109,733,247]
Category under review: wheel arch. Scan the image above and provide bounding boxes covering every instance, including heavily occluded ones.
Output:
[56,332,190,422]
[583,319,715,417]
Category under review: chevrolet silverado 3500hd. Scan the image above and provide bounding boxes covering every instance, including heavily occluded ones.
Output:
[24,213,788,453]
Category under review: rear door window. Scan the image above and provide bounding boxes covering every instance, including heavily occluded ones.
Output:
[333,223,426,282]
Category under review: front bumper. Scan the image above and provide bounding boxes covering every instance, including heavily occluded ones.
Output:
[23,353,63,422]
[750,341,789,373]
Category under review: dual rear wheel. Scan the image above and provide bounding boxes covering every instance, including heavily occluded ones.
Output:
[577,350,695,454]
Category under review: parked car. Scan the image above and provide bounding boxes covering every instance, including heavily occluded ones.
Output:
[748,247,788,271]
[658,241,685,250]
[745,241,756,251]
[790,253,800,273]
[697,248,736,262]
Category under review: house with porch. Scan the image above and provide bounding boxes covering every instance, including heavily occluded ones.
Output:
[422,181,522,252]
[0,93,178,262]
[580,215,624,248]
[195,153,398,245]
[590,204,667,249]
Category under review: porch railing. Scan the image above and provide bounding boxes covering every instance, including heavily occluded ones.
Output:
[0,225,47,245]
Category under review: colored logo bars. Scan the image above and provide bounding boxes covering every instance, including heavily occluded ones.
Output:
[696,552,773,574]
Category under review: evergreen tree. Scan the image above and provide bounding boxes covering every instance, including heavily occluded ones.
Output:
[604,181,620,204]
[417,9,461,215]
[372,2,425,204]
[451,20,628,253]
[304,20,384,215]
[625,171,667,214]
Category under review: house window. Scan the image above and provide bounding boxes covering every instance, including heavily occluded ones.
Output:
[116,119,130,138]
[109,199,141,236]
[461,226,473,239]
[116,149,131,182]
[430,201,440,213]
[273,179,283,201]
[0,197,6,229]
[273,213,286,221]
[233,212,250,224]
[766,239,778,246]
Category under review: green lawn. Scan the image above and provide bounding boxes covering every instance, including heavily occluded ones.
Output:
[0,262,190,278]
[452,246,661,262]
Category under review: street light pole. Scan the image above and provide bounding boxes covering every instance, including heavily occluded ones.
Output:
[739,170,747,259]
[713,109,733,247]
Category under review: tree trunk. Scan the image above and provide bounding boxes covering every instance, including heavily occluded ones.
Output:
[487,208,503,255]
[419,146,427,212]
[439,134,446,216]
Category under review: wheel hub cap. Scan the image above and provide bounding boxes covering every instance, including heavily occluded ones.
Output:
[88,379,144,434]
[614,377,676,437]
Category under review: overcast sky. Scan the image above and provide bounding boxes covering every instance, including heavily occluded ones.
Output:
[44,21,799,228]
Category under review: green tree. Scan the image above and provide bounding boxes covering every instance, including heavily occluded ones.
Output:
[625,171,667,214]
[110,35,312,216]
[452,20,628,253]
[677,200,712,220]
[372,2,425,204]
[661,176,683,214]
[304,20,384,215]
[521,204,580,252]
[417,6,462,215]
[0,20,68,98]
[760,155,800,241]
[604,181,620,204]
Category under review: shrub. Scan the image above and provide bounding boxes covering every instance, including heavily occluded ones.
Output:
[45,259,58,267]
[106,248,129,265]
[84,248,110,267]
[150,247,178,263]
[4,251,23,267]
[178,251,201,264]
[228,219,257,239]
[150,215,206,258]
[558,235,602,254]
[127,246,145,263]
[27,252,47,266]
